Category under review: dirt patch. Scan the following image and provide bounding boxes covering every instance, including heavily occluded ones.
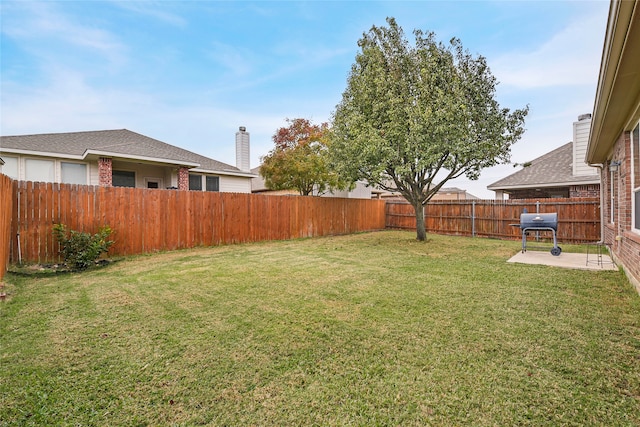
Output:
[8,259,117,276]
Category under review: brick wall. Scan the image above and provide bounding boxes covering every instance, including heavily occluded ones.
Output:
[98,157,112,187]
[604,130,640,293]
[570,184,600,198]
[510,187,569,199]
[177,167,189,190]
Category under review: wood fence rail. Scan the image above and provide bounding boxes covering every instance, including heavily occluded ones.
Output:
[9,180,387,264]
[386,198,601,243]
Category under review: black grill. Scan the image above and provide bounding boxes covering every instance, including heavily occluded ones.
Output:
[519,212,562,256]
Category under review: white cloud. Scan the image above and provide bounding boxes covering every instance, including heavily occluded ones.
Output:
[1,2,126,67]
[490,9,606,89]
[109,1,187,28]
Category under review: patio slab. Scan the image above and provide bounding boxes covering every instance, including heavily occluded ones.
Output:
[508,250,617,271]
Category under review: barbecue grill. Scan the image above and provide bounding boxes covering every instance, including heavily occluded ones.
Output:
[519,213,562,256]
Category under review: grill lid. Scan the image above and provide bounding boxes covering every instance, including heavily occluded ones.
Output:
[520,213,558,231]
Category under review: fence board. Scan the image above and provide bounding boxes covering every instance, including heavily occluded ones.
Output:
[0,175,14,280]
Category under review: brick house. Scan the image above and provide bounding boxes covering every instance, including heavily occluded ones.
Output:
[0,127,256,192]
[488,114,600,199]
[586,0,640,292]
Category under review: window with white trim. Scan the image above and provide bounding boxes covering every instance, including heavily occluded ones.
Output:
[205,176,219,192]
[189,173,202,191]
[25,158,54,182]
[61,162,87,185]
[1,156,18,179]
[113,170,136,188]
[632,122,639,232]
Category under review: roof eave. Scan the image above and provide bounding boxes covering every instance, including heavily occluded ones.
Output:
[0,148,85,160]
[190,167,257,178]
[488,179,601,191]
[83,150,201,168]
[587,0,640,164]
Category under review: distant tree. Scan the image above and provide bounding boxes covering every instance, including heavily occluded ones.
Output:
[330,18,528,240]
[260,118,347,196]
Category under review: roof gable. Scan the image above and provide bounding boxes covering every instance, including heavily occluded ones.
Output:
[488,142,599,190]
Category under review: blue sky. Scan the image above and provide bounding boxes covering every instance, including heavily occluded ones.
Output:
[1,1,609,198]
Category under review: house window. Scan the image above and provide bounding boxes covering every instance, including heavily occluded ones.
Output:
[633,122,639,232]
[189,174,202,191]
[113,170,136,188]
[61,162,87,185]
[1,156,18,179]
[206,176,219,192]
[144,177,163,189]
[25,158,54,182]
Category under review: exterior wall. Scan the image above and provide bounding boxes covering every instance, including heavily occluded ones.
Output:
[569,184,601,198]
[602,130,640,293]
[220,175,252,193]
[508,185,600,199]
[98,157,113,186]
[89,162,100,185]
[112,160,172,189]
[431,191,477,201]
[0,153,91,184]
[573,118,599,176]
[322,181,372,199]
[509,187,570,199]
[178,167,189,190]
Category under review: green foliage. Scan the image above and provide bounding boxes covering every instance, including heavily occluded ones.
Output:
[52,224,114,270]
[260,118,350,196]
[330,18,528,240]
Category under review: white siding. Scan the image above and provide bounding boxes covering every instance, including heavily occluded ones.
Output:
[220,176,252,193]
[321,181,372,199]
[573,119,599,176]
[89,162,100,185]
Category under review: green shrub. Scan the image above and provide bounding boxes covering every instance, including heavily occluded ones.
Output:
[52,224,114,270]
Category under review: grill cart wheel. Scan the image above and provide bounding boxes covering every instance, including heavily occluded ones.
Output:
[550,246,562,256]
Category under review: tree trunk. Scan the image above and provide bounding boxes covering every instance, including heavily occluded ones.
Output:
[413,202,426,241]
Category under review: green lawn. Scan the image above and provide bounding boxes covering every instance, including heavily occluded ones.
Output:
[1,231,639,426]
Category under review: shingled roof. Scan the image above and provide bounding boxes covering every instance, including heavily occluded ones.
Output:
[0,129,247,175]
[487,142,599,191]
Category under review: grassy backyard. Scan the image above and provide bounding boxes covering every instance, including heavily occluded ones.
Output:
[1,231,639,426]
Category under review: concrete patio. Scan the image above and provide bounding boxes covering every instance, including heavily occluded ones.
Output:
[508,250,617,271]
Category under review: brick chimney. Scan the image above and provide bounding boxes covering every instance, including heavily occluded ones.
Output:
[235,126,250,172]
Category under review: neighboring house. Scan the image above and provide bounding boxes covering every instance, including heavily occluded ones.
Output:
[250,166,299,196]
[586,0,640,292]
[374,186,479,201]
[0,127,256,192]
[430,187,480,201]
[250,165,373,199]
[488,114,600,199]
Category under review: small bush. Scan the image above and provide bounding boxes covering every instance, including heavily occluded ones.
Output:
[52,224,114,270]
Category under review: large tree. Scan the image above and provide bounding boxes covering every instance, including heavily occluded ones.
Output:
[260,118,347,196]
[330,18,528,240]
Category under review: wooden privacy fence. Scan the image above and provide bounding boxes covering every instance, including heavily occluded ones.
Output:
[0,174,13,280]
[386,198,601,243]
[9,180,387,264]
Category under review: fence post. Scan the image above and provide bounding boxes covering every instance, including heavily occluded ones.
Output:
[535,200,541,241]
[471,200,476,237]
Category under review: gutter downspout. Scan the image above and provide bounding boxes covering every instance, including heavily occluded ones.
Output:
[588,163,605,243]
